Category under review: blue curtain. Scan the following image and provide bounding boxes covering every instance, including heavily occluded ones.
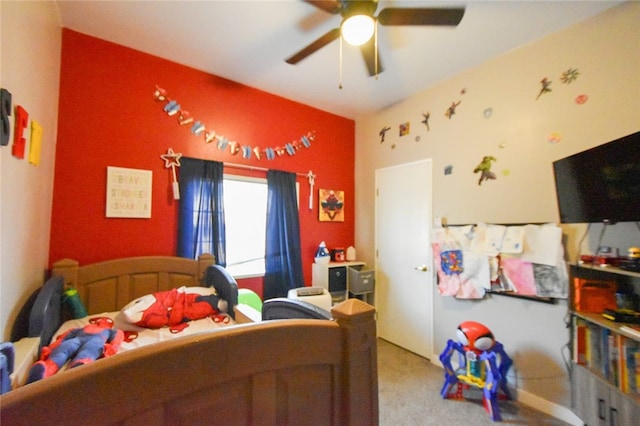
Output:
[263,170,304,299]
[177,157,226,266]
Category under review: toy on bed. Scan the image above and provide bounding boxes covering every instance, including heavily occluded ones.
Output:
[18,263,242,385]
[115,286,229,332]
[115,263,239,332]
[26,317,123,383]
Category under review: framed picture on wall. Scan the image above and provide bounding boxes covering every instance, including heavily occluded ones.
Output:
[319,189,344,222]
[106,166,152,218]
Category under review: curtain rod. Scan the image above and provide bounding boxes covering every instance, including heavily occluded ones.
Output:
[224,162,317,210]
[223,161,311,178]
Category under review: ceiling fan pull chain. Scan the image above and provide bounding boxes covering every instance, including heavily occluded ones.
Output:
[374,19,379,79]
[339,36,343,90]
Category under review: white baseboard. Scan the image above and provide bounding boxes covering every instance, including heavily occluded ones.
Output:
[429,356,583,425]
[516,388,582,426]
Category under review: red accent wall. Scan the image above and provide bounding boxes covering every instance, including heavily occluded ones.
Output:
[50,29,356,297]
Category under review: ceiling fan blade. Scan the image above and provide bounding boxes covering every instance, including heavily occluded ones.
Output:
[360,37,384,77]
[304,1,343,15]
[285,27,341,64]
[377,8,465,26]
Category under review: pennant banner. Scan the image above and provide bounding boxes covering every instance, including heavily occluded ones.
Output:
[154,86,315,160]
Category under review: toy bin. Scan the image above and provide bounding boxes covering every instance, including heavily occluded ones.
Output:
[348,265,375,295]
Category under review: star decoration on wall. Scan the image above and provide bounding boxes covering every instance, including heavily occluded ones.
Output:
[161,148,183,200]
[161,148,182,168]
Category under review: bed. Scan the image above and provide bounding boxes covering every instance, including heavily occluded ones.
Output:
[0,255,379,425]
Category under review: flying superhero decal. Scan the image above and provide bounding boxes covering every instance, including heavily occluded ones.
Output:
[536,77,552,100]
[445,101,461,119]
[473,156,497,185]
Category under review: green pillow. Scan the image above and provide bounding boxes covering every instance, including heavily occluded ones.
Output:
[238,288,262,312]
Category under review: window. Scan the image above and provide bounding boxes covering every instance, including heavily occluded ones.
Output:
[223,175,267,278]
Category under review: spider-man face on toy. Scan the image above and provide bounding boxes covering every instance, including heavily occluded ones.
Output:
[456,321,495,354]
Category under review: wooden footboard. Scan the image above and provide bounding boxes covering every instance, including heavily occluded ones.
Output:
[0,299,378,425]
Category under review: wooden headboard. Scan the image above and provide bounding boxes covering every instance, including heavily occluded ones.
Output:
[51,254,215,315]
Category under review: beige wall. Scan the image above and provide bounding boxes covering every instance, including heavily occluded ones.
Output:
[0,1,61,340]
[355,2,639,420]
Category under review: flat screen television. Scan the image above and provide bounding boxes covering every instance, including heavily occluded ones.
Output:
[552,131,640,224]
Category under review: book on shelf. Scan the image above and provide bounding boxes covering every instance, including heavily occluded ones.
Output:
[618,334,628,393]
[574,318,587,365]
[608,333,619,386]
[588,323,602,371]
[614,324,640,394]
[585,322,592,366]
[622,337,639,394]
[636,351,640,395]
[602,328,611,379]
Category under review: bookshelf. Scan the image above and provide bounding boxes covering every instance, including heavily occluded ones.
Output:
[570,264,640,425]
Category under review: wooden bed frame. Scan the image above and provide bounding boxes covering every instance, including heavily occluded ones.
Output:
[0,255,379,425]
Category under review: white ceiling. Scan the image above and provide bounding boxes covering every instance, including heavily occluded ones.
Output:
[54,0,622,119]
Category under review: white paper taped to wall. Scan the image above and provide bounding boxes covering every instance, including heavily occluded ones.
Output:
[520,224,562,267]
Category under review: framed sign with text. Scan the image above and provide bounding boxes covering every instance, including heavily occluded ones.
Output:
[106,166,152,218]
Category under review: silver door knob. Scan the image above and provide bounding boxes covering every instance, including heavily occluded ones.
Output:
[414,265,428,272]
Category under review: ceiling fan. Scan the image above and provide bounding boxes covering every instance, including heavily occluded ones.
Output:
[285,0,466,77]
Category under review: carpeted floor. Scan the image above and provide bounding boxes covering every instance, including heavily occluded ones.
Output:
[377,339,571,425]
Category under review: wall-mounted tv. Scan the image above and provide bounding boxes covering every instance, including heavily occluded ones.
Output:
[552,131,640,224]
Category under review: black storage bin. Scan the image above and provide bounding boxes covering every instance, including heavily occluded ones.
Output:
[328,266,347,302]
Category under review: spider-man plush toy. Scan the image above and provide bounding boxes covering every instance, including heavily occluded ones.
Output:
[27,317,123,384]
[115,286,228,332]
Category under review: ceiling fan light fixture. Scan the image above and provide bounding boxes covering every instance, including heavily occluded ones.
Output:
[341,15,375,46]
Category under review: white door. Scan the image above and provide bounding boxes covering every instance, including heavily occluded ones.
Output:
[375,160,433,359]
